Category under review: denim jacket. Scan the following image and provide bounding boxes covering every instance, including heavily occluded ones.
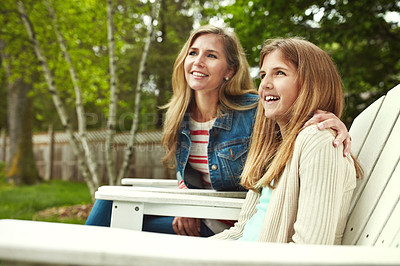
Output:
[176,93,258,191]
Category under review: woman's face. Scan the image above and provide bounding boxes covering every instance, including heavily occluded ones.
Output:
[258,49,299,127]
[184,34,233,96]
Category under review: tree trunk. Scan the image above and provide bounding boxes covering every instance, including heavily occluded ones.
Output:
[155,0,167,129]
[1,37,40,185]
[105,0,118,185]
[44,0,100,188]
[116,0,161,184]
[6,77,41,185]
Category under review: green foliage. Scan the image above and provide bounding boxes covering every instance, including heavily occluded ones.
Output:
[1,0,398,132]
[0,180,91,224]
[206,0,400,126]
[113,0,195,131]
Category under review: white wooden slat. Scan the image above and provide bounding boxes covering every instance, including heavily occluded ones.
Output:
[375,179,400,248]
[375,162,400,247]
[356,159,400,245]
[389,223,400,248]
[141,202,241,219]
[348,85,400,214]
[121,178,178,187]
[343,101,400,245]
[1,219,400,266]
[101,185,247,198]
[349,95,384,157]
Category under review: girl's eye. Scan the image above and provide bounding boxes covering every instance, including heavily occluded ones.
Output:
[188,51,197,56]
[260,73,266,79]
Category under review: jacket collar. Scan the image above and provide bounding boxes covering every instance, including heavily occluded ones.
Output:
[213,109,233,131]
[180,108,233,132]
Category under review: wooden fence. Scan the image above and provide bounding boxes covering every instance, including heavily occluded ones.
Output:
[0,129,175,184]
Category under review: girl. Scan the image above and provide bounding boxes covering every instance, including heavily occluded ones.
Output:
[212,37,363,244]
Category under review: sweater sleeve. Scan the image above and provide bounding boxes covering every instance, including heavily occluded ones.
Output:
[292,128,355,244]
[210,189,260,240]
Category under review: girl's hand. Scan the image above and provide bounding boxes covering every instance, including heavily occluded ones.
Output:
[304,110,351,157]
[172,217,201,236]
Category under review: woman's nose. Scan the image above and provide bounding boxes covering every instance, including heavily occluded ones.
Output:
[193,55,205,66]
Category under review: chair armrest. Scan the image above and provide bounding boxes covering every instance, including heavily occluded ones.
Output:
[95,186,244,208]
[98,185,247,198]
[95,186,244,229]
[121,178,177,187]
[1,219,399,266]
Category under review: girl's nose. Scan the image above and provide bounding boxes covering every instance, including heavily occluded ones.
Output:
[260,76,273,90]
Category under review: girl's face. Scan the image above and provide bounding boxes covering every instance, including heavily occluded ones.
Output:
[184,34,233,96]
[258,50,300,128]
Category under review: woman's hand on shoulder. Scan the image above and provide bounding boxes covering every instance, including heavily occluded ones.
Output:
[303,110,351,157]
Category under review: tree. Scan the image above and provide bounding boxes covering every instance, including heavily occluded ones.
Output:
[17,0,100,194]
[206,0,400,126]
[14,0,164,195]
[115,0,161,185]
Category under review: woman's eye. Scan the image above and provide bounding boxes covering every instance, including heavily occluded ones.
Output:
[208,54,217,59]
[277,70,285,76]
[188,51,197,56]
[260,74,265,79]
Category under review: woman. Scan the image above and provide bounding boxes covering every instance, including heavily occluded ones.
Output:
[161,25,258,236]
[86,26,352,238]
[211,37,363,244]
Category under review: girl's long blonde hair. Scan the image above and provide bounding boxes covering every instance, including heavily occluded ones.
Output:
[161,25,257,168]
[241,38,363,190]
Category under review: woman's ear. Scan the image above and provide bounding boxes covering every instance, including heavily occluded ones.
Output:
[225,67,235,80]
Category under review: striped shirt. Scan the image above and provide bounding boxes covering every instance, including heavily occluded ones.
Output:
[188,117,216,189]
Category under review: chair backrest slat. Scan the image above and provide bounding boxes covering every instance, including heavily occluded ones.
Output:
[343,84,400,246]
[348,96,384,158]
[357,157,400,246]
[373,159,400,248]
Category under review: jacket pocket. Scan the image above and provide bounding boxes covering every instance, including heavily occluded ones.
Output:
[216,138,250,178]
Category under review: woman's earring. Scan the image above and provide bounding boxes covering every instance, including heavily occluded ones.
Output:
[224,77,230,81]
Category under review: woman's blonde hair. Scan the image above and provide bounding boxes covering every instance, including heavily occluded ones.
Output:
[241,37,363,190]
[161,25,257,168]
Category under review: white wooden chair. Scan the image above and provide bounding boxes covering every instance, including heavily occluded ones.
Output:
[95,84,400,248]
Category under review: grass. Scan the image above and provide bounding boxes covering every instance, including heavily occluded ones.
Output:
[0,179,92,224]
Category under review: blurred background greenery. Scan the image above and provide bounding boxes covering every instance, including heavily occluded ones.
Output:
[1,0,399,132]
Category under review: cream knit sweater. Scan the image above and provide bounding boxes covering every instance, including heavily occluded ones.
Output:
[211,125,357,244]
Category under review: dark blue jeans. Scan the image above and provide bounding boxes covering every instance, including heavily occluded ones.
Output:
[85,199,214,237]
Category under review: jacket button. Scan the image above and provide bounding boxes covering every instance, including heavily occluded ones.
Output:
[211,164,218,170]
